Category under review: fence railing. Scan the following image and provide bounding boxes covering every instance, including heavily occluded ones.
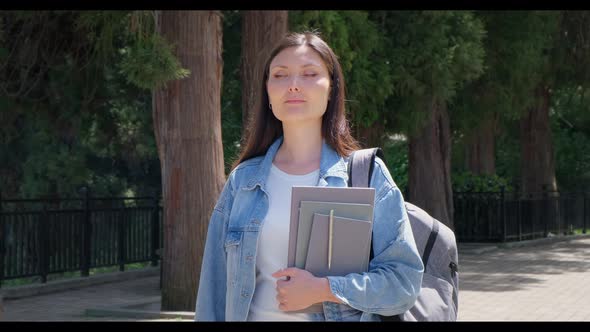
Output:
[454,190,588,242]
[1,189,588,285]
[0,191,162,287]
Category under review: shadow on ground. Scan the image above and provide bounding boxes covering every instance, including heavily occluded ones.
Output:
[459,238,590,292]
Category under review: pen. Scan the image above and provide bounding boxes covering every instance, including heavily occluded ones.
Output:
[329,209,333,270]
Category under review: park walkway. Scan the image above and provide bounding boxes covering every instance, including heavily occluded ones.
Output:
[458,235,590,321]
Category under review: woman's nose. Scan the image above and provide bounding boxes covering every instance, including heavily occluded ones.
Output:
[288,76,300,92]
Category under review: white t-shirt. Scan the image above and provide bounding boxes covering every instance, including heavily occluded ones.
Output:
[247,163,320,321]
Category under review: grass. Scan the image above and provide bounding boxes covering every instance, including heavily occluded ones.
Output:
[1,261,153,288]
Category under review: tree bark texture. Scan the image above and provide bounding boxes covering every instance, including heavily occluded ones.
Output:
[408,100,454,230]
[464,113,497,175]
[519,84,557,194]
[240,10,288,142]
[153,10,225,312]
[355,119,386,149]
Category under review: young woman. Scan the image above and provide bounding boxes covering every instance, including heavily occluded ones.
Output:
[195,31,423,322]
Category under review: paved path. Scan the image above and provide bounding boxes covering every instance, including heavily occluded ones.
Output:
[2,236,590,321]
[458,236,590,321]
[2,275,164,321]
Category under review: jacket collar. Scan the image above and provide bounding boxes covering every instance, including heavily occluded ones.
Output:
[245,136,348,190]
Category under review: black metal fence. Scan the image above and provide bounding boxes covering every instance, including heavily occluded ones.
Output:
[454,190,588,242]
[0,191,162,287]
[1,189,588,285]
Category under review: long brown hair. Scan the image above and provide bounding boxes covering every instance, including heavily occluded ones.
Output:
[231,31,360,171]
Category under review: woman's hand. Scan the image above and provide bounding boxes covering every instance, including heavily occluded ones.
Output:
[272,267,342,311]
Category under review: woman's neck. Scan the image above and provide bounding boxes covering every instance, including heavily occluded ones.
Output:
[274,122,323,175]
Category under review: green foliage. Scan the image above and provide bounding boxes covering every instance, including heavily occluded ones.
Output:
[450,119,521,191]
[552,86,590,130]
[453,12,549,135]
[77,10,190,91]
[373,11,486,137]
[553,128,590,191]
[3,9,590,202]
[452,171,512,192]
[75,11,130,65]
[494,126,521,188]
[381,137,409,195]
[0,11,160,198]
[82,63,160,196]
[452,11,560,141]
[552,11,590,87]
[19,128,92,198]
[220,10,243,175]
[119,34,190,90]
[289,11,393,128]
[551,86,590,191]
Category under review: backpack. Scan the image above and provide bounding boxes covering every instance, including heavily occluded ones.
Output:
[347,148,459,322]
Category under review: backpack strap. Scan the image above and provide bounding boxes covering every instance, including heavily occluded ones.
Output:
[347,148,382,262]
[347,148,384,188]
[422,218,439,271]
[347,147,400,321]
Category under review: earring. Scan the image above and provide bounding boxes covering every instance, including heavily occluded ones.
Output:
[269,103,272,110]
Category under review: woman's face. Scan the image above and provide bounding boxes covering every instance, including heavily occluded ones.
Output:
[266,45,331,126]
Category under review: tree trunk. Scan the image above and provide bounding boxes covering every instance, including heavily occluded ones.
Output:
[355,120,386,149]
[408,99,454,230]
[520,84,559,236]
[464,113,497,175]
[520,84,557,194]
[240,10,288,142]
[153,11,225,312]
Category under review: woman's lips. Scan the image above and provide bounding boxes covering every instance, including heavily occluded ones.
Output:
[285,100,305,104]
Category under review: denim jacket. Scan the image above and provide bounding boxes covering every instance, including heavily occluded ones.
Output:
[195,137,424,321]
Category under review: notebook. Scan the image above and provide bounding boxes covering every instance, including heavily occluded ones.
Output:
[288,186,375,268]
[304,213,372,278]
[295,201,373,269]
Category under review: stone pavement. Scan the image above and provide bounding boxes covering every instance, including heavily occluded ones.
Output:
[1,272,169,321]
[1,235,590,321]
[458,235,590,321]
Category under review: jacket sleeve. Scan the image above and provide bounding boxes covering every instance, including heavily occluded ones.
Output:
[194,173,235,321]
[326,158,424,316]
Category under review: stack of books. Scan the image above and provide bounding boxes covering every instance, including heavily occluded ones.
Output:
[287,186,376,312]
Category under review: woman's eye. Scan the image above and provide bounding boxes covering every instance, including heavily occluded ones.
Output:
[303,73,317,77]
[273,74,286,78]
